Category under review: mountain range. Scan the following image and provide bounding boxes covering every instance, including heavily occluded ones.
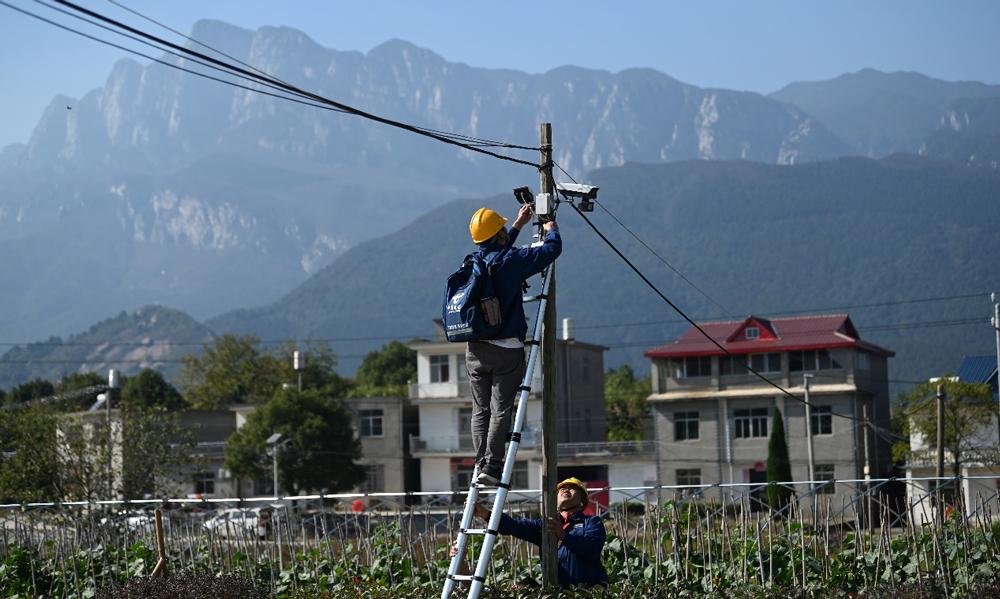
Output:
[1,20,999,390]
[5,153,997,393]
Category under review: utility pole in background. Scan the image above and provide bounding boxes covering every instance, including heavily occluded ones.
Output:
[294,350,303,392]
[936,383,946,523]
[991,293,1000,446]
[107,369,119,500]
[803,374,815,485]
[539,122,559,589]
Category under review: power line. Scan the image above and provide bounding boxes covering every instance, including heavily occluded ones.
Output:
[0,303,985,350]
[571,292,991,331]
[567,202,871,425]
[104,0,540,153]
[23,0,542,167]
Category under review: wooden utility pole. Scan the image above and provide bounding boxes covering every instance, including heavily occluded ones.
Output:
[936,383,945,522]
[539,123,559,588]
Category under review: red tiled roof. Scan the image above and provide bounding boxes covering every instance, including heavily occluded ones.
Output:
[642,314,895,358]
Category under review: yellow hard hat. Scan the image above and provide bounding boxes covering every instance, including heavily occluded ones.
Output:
[557,477,589,509]
[470,208,507,244]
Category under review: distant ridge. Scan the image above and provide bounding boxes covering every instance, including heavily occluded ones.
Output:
[205,153,1000,388]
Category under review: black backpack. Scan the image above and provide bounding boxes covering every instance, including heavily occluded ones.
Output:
[442,248,514,342]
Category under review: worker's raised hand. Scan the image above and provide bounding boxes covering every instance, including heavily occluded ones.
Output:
[513,204,533,230]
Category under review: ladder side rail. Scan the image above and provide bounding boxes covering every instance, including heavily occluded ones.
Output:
[442,484,482,599]
[465,265,552,599]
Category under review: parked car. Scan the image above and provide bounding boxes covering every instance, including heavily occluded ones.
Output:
[202,506,273,539]
[100,509,169,534]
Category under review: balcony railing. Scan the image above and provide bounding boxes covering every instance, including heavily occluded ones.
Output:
[409,434,652,458]
[410,435,475,453]
[551,440,656,459]
[411,426,543,454]
[906,446,1000,468]
[408,380,472,400]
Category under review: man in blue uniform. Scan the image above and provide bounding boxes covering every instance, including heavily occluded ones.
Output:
[469,477,610,588]
[466,205,561,486]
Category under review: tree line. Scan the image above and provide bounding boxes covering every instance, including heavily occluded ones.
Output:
[0,334,417,504]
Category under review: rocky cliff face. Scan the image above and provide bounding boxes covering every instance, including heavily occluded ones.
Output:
[0,20,859,341]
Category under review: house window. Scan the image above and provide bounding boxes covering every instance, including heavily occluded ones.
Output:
[676,468,701,489]
[749,352,781,374]
[854,351,870,371]
[788,350,807,372]
[734,407,769,438]
[656,360,670,390]
[454,462,475,490]
[790,349,846,372]
[720,355,749,376]
[454,460,528,491]
[194,472,215,495]
[810,406,832,436]
[667,356,712,378]
[457,407,473,450]
[511,460,529,489]
[431,355,450,383]
[814,464,835,494]
[360,465,385,494]
[745,327,759,340]
[688,356,712,377]
[817,348,844,370]
[674,411,700,441]
[359,409,384,438]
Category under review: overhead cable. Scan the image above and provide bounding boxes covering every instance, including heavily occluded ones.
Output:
[568,201,867,424]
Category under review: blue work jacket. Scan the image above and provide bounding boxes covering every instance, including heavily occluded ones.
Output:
[475,226,562,341]
[497,510,610,588]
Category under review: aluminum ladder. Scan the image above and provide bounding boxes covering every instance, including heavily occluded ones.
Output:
[441,263,553,599]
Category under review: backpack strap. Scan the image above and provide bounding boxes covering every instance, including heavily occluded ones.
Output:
[481,246,520,337]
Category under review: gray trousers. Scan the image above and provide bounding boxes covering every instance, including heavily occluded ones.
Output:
[466,341,526,476]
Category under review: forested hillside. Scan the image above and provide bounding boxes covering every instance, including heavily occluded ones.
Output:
[206,153,1000,390]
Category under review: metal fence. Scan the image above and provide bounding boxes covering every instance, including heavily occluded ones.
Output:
[2,475,999,595]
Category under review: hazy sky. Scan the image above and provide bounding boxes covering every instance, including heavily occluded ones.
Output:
[1,0,998,149]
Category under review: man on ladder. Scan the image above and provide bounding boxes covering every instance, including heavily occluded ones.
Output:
[465,204,561,486]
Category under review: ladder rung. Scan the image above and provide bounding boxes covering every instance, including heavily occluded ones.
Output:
[449,574,476,582]
[462,528,496,536]
[523,295,542,302]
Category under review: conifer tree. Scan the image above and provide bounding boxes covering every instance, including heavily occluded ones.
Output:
[766,407,794,512]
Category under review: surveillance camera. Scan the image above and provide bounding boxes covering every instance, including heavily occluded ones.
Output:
[555,182,599,200]
[513,186,534,205]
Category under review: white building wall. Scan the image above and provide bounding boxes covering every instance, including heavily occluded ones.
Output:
[419,404,465,441]
[421,457,453,493]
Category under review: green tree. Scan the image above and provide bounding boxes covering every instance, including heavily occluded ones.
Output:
[1,382,195,502]
[54,411,116,501]
[56,372,106,393]
[224,388,366,495]
[178,334,349,408]
[604,365,651,441]
[177,333,283,409]
[766,407,794,512]
[118,404,196,499]
[121,369,188,410]
[6,378,56,406]
[352,340,417,397]
[0,405,60,503]
[271,339,352,397]
[892,378,997,475]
